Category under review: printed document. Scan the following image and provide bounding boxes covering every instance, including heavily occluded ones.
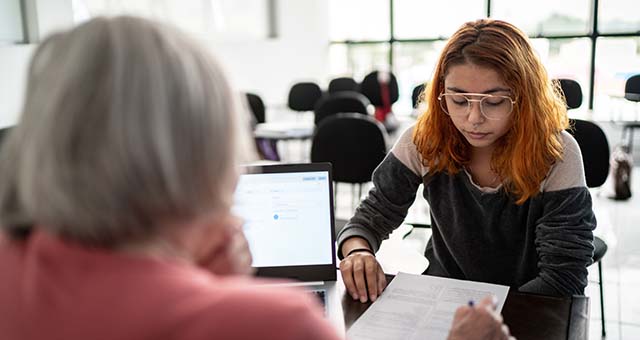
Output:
[347,272,510,340]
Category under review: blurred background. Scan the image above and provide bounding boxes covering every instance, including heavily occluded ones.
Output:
[1,1,640,338]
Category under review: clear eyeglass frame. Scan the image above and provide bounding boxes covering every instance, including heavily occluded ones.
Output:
[437,92,516,120]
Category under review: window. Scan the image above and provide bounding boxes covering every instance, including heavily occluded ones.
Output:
[328,0,390,41]
[328,0,640,113]
[594,37,640,121]
[598,0,640,34]
[393,0,485,40]
[531,38,592,117]
[392,41,447,113]
[329,43,391,81]
[0,0,24,44]
[491,0,591,36]
[72,0,272,40]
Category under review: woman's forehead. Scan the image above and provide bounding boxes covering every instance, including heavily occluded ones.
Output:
[444,63,509,94]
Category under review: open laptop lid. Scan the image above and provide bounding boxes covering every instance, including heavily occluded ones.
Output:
[232,162,337,282]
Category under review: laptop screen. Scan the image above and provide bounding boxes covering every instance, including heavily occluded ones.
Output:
[232,163,337,281]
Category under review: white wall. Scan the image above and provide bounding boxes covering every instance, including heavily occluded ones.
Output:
[0,0,330,126]
[0,44,35,128]
[0,0,74,127]
[213,0,329,108]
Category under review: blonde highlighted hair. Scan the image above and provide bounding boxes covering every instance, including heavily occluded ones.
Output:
[414,19,569,204]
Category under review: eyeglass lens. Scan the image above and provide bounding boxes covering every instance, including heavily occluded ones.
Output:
[440,94,513,119]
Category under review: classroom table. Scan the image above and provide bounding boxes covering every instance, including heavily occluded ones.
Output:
[339,274,589,340]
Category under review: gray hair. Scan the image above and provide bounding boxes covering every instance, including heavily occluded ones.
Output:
[0,16,255,246]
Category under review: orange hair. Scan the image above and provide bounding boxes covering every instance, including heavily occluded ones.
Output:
[413,19,569,204]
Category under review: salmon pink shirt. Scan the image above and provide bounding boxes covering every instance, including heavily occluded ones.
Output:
[0,231,341,340]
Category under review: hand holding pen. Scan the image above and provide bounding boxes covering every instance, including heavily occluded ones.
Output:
[447,295,516,340]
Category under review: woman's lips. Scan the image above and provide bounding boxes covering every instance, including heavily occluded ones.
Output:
[465,131,490,139]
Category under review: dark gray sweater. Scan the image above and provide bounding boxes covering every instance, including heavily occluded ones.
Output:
[337,125,596,297]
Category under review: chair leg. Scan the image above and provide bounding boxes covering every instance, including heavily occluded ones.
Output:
[598,260,606,337]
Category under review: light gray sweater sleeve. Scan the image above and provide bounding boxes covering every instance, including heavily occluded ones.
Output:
[336,126,424,258]
[519,132,596,296]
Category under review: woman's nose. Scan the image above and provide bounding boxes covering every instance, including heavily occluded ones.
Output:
[467,101,484,125]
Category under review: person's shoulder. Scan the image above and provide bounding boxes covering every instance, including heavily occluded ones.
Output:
[559,130,581,155]
[393,124,416,146]
[389,123,428,177]
[541,131,586,192]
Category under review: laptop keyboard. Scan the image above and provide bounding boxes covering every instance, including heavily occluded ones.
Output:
[310,289,327,314]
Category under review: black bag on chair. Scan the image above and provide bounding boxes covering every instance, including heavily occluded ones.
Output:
[609,145,632,200]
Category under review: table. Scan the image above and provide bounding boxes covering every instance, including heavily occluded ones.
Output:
[253,122,314,162]
[339,274,589,340]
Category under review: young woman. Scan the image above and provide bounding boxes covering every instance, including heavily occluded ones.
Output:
[338,19,596,303]
[0,16,511,340]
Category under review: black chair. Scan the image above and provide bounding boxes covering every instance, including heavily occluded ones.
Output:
[244,93,280,161]
[311,113,387,207]
[328,77,359,94]
[360,71,400,133]
[558,79,583,110]
[564,117,610,338]
[288,82,323,113]
[412,83,426,109]
[246,92,266,124]
[550,79,611,337]
[313,91,370,126]
[621,74,640,152]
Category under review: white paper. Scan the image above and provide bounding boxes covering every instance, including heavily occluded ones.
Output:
[347,272,510,340]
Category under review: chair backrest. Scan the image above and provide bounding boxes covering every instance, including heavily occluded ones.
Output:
[625,74,640,102]
[245,92,266,124]
[566,119,610,188]
[360,71,399,107]
[313,91,370,125]
[328,77,359,94]
[412,83,426,108]
[311,113,387,184]
[558,79,583,110]
[288,82,323,112]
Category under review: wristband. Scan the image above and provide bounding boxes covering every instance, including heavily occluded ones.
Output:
[346,247,375,257]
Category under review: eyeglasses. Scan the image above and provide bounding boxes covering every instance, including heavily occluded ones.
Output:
[438,93,516,120]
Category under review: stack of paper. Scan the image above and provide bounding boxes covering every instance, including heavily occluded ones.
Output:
[347,272,510,340]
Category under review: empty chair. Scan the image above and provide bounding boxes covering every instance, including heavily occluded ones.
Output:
[566,118,610,337]
[288,82,323,113]
[555,78,610,337]
[245,92,280,161]
[311,113,387,207]
[328,77,359,93]
[622,74,640,152]
[360,70,399,132]
[412,83,426,109]
[557,78,583,110]
[313,91,370,126]
[246,92,266,124]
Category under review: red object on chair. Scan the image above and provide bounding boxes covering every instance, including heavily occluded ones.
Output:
[375,80,392,123]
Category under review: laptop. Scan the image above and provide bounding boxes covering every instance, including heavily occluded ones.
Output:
[232,162,345,334]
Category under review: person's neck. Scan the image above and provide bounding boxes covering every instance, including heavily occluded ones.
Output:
[115,234,195,265]
[467,146,500,187]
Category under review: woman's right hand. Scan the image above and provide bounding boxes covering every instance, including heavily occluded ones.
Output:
[339,237,387,303]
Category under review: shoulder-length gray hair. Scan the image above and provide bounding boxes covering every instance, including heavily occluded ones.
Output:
[0,16,254,246]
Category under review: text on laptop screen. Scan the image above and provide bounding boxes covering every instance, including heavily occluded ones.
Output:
[232,170,333,267]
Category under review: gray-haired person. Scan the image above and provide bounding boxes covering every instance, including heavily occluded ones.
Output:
[0,16,512,340]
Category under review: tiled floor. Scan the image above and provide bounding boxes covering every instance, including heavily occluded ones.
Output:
[271,113,640,339]
[586,165,640,339]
